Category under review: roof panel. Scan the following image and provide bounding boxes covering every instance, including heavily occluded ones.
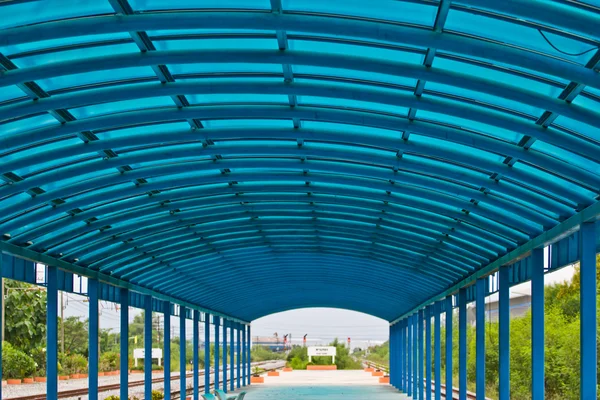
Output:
[1,0,599,322]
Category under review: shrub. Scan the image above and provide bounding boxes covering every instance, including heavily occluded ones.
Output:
[152,390,165,400]
[30,347,46,377]
[3,342,36,379]
[100,351,119,372]
[62,353,88,375]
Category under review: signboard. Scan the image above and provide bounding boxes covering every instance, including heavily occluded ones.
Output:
[133,348,163,367]
[307,346,336,363]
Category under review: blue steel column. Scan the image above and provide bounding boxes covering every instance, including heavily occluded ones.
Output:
[204,314,210,394]
[580,222,597,400]
[120,288,129,400]
[222,319,228,392]
[476,278,486,400]
[144,295,153,400]
[390,325,394,387]
[214,316,220,389]
[402,319,407,393]
[426,306,432,400]
[164,302,171,400]
[180,306,186,399]
[237,323,241,389]
[88,279,99,400]
[458,288,467,400]
[445,296,452,400]
[407,315,412,397]
[47,266,58,400]
[499,265,509,400]
[405,319,409,393]
[247,325,251,385]
[0,260,3,400]
[230,320,235,392]
[434,301,441,400]
[531,248,544,400]
[241,325,246,386]
[418,309,424,400]
[193,310,200,400]
[413,313,418,397]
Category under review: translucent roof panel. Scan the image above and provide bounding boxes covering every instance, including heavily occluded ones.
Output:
[1,0,599,322]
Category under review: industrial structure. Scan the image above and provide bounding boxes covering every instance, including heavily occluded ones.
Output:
[0,0,599,399]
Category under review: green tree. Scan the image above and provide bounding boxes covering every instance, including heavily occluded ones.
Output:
[60,316,88,355]
[4,280,47,351]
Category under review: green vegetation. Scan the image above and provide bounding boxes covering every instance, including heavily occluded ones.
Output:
[2,342,36,380]
[286,339,362,370]
[359,341,390,366]
[61,353,88,375]
[251,345,286,362]
[104,391,164,400]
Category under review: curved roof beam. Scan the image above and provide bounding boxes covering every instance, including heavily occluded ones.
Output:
[3,122,589,208]
[1,12,598,84]
[8,159,543,242]
[2,54,598,162]
[18,172,537,250]
[2,59,598,127]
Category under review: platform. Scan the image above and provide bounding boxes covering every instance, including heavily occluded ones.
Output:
[238,370,409,399]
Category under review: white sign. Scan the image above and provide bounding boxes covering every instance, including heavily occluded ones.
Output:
[307,346,336,363]
[133,348,163,367]
[308,346,336,357]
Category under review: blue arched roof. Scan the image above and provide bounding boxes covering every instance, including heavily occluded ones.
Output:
[0,0,599,322]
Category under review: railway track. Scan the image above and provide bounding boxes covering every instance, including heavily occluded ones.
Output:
[6,361,282,400]
[363,360,487,400]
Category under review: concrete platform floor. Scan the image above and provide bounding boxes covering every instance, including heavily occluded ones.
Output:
[235,370,409,399]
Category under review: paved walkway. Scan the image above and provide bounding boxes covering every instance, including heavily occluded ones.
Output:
[235,370,409,399]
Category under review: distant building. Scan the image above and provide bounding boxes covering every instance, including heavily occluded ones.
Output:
[468,289,531,325]
[253,336,286,352]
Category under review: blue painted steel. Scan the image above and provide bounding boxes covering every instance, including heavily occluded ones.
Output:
[88,279,99,400]
[223,319,228,392]
[237,324,241,389]
[418,309,424,400]
[413,313,418,397]
[241,325,246,386]
[230,320,235,392]
[215,316,220,390]
[144,295,153,400]
[164,302,171,400]
[0,258,3,400]
[446,296,453,400]
[247,325,251,385]
[193,310,200,400]
[389,325,394,387]
[459,288,467,400]
[476,279,486,399]
[531,248,545,400]
[180,306,187,397]
[426,306,432,400]
[403,319,407,393]
[499,266,509,400]
[47,266,58,400]
[1,0,600,327]
[434,302,441,400]
[580,223,597,399]
[204,313,210,394]
[120,288,129,400]
[408,316,412,397]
